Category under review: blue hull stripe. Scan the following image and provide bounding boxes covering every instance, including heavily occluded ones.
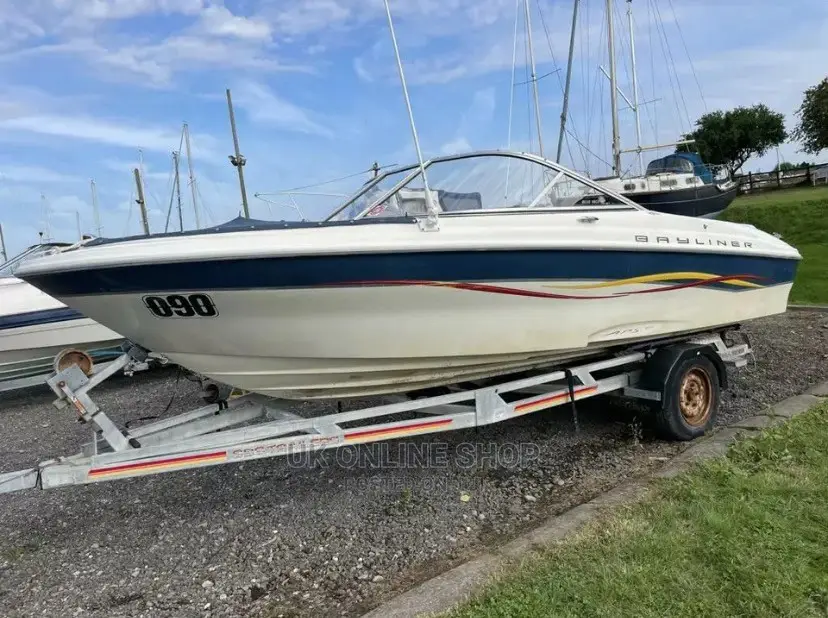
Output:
[20,249,799,297]
[0,307,84,332]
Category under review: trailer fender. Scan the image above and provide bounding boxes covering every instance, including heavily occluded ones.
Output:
[638,342,728,399]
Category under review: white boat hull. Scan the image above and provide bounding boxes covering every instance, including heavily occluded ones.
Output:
[56,279,791,399]
[0,277,123,383]
[0,318,123,382]
[18,205,800,399]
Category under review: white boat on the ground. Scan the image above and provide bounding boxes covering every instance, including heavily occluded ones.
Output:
[0,243,123,386]
[16,151,800,400]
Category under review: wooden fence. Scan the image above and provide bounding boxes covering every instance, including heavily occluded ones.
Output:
[734,164,828,194]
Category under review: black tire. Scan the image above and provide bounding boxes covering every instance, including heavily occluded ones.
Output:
[653,355,720,441]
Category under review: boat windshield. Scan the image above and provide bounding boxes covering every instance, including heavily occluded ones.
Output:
[326,152,630,221]
[0,244,68,279]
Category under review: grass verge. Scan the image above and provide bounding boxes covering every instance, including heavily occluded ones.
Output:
[720,186,828,304]
[447,402,828,617]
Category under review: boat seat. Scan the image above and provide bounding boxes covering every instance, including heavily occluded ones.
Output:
[437,190,483,212]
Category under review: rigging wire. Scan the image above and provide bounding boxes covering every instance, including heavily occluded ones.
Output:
[122,185,135,237]
[163,153,176,233]
[522,3,534,157]
[564,127,613,170]
[578,0,589,171]
[522,1,536,194]
[161,125,187,234]
[647,0,659,148]
[666,0,707,114]
[534,0,578,168]
[647,0,682,143]
[256,163,398,196]
[195,182,216,225]
[631,9,659,144]
[504,0,520,198]
[584,8,609,176]
[651,0,692,133]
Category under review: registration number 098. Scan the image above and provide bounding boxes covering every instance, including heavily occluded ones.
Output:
[143,293,218,318]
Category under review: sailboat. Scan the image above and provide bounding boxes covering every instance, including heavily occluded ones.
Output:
[545,0,738,218]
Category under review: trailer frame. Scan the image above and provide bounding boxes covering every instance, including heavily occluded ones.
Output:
[0,330,752,494]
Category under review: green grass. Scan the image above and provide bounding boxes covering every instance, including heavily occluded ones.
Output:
[720,185,828,304]
[447,403,828,618]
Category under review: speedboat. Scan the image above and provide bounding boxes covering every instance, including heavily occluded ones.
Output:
[0,243,123,385]
[15,151,800,400]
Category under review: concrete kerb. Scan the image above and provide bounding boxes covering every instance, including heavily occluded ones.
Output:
[360,380,828,618]
[786,303,828,312]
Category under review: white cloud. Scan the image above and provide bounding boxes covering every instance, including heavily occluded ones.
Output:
[440,137,472,154]
[0,164,81,184]
[54,0,205,23]
[197,5,272,41]
[46,193,92,215]
[0,113,221,159]
[16,35,312,86]
[353,56,373,82]
[232,80,332,137]
[0,2,310,87]
[262,0,352,36]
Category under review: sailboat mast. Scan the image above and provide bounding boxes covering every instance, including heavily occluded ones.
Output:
[606,0,622,175]
[173,151,184,232]
[0,223,7,261]
[627,0,643,174]
[557,0,580,163]
[183,122,202,229]
[523,0,544,157]
[75,211,82,240]
[226,89,251,219]
[90,180,103,236]
[133,167,150,235]
[40,194,52,241]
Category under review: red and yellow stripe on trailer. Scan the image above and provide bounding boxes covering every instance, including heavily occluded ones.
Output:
[344,418,453,444]
[513,385,598,415]
[88,451,227,480]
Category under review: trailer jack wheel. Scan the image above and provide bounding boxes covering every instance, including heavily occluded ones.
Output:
[53,348,94,377]
[655,355,720,441]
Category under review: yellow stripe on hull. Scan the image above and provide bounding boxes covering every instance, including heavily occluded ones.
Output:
[543,272,762,290]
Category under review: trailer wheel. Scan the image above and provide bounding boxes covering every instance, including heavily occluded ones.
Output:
[654,355,719,441]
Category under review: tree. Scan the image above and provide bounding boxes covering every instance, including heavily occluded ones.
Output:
[792,77,828,155]
[678,104,787,176]
[773,161,810,172]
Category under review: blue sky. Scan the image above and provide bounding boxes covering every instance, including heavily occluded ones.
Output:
[0,0,826,257]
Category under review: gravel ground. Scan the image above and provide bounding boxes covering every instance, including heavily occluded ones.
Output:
[0,310,826,618]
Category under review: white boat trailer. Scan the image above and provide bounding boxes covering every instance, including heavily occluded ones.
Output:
[0,331,752,494]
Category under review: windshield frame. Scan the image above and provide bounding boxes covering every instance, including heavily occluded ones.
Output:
[324,150,645,221]
[0,243,71,279]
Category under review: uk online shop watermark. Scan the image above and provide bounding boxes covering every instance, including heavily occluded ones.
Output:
[277,441,541,471]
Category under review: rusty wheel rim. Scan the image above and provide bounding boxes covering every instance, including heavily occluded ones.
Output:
[679,368,712,427]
